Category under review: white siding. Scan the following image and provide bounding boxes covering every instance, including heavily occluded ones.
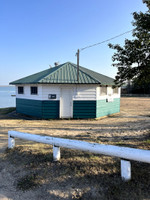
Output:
[42,85,60,100]
[113,87,121,98]
[96,86,121,100]
[107,87,113,95]
[73,85,97,100]
[16,85,42,100]
[16,84,97,101]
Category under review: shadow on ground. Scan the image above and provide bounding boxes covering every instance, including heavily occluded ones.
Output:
[0,145,150,200]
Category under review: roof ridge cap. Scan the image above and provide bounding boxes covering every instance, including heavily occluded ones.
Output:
[71,63,100,84]
[39,63,65,82]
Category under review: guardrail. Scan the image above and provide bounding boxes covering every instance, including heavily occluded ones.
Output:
[8,130,150,181]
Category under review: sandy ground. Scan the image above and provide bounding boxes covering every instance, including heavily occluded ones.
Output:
[0,97,150,200]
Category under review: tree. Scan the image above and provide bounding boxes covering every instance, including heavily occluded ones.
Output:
[143,0,150,9]
[109,11,150,93]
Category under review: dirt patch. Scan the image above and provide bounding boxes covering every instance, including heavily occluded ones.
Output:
[0,97,150,199]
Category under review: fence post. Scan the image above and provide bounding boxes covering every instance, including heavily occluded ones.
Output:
[121,160,131,181]
[8,134,15,149]
[53,145,60,161]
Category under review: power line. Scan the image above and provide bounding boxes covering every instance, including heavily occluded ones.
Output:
[76,29,133,81]
[80,29,133,51]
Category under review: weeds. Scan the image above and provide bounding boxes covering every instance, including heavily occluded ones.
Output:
[145,139,150,144]
[17,173,41,191]
[4,141,150,199]
[0,107,15,115]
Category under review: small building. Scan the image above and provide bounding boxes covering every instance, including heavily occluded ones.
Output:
[10,62,120,119]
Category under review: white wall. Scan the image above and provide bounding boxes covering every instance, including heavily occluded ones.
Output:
[16,85,121,101]
[42,85,60,100]
[16,85,42,100]
[73,85,97,100]
[96,86,121,100]
[16,84,98,101]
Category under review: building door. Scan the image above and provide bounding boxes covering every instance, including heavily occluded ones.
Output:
[60,88,73,118]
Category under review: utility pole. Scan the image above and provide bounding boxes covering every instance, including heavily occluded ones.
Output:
[76,49,80,81]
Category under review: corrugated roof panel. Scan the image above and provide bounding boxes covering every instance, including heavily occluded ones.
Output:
[10,62,115,85]
[79,65,114,85]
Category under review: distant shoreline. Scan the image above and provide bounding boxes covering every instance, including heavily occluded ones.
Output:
[0,85,14,87]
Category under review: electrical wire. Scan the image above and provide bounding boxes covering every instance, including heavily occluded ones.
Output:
[80,29,133,51]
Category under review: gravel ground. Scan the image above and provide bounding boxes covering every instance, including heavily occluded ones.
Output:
[0,97,150,200]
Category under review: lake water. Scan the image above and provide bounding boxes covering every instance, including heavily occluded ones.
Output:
[0,86,16,108]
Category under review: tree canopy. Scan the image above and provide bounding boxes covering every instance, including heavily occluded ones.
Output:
[109,10,150,93]
[143,1,150,9]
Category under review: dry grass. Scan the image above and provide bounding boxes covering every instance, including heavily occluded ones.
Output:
[0,97,150,200]
[3,143,150,199]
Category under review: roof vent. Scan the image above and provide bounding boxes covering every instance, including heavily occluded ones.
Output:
[54,62,59,67]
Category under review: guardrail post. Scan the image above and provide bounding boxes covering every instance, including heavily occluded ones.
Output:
[8,134,15,149]
[121,160,131,181]
[53,145,60,161]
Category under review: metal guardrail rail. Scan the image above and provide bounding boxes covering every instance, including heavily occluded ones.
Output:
[8,130,150,181]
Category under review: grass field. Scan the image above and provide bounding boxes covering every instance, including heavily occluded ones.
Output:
[0,97,150,200]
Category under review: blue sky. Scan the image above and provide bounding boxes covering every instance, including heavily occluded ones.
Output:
[0,0,147,85]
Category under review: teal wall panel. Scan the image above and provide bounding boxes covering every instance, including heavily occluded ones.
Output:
[16,98,59,119]
[73,101,96,118]
[96,98,120,118]
[73,99,120,119]
[42,101,59,119]
[16,98,42,118]
[16,98,120,119]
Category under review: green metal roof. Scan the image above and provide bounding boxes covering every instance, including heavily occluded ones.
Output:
[10,62,115,85]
